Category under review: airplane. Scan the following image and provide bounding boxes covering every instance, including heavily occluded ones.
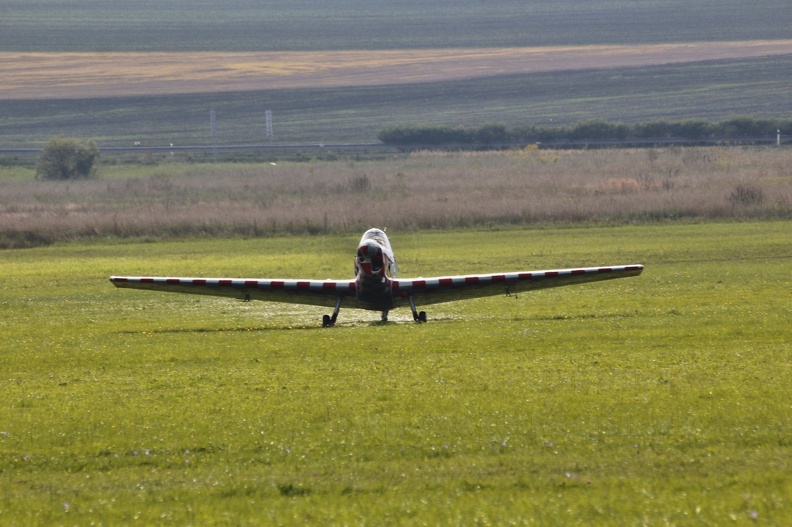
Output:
[110,228,643,327]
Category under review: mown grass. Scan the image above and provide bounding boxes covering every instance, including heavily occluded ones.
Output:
[1,223,790,524]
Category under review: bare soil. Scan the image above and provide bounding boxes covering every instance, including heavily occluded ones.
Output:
[2,40,790,100]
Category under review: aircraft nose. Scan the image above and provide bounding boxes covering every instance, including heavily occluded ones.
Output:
[357,242,384,277]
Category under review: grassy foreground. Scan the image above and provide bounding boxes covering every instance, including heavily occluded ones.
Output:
[1,223,790,525]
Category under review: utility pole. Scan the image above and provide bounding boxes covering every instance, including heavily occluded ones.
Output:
[210,109,217,162]
[265,110,274,140]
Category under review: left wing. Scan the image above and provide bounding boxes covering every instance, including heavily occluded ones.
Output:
[110,276,357,309]
[391,264,643,306]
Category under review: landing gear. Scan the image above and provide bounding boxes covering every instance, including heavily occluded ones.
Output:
[409,296,427,323]
[323,297,344,327]
[381,311,389,322]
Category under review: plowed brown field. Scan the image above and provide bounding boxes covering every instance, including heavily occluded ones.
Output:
[2,40,790,100]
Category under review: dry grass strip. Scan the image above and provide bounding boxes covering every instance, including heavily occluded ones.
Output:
[1,40,790,100]
[3,147,791,246]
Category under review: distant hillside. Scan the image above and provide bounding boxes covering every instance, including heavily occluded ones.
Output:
[1,0,790,148]
[4,42,789,100]
[1,55,790,148]
[1,0,790,52]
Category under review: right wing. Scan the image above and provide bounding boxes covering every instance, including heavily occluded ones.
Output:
[391,264,644,307]
[110,276,357,309]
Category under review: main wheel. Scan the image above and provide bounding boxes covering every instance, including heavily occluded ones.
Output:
[322,314,333,327]
[418,311,427,323]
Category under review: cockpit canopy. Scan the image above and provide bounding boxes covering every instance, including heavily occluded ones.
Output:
[360,229,388,246]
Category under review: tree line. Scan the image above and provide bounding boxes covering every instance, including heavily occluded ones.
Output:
[33,116,789,180]
[377,117,792,146]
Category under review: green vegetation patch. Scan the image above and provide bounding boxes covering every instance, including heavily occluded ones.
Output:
[1,223,790,523]
[379,117,792,146]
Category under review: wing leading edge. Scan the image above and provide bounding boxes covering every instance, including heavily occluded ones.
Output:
[111,264,643,311]
[392,264,644,306]
[110,276,356,309]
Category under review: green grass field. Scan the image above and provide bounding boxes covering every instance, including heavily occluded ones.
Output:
[1,222,790,524]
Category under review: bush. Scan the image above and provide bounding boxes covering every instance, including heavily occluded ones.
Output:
[378,125,450,145]
[633,120,674,139]
[670,119,713,139]
[36,137,99,180]
[569,119,629,141]
[474,123,508,144]
[714,117,779,138]
[728,184,765,207]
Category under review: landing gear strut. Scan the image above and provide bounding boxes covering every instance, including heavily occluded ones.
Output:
[323,297,344,327]
[409,296,427,323]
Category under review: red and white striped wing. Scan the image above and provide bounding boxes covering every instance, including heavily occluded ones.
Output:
[391,265,643,306]
[110,276,357,309]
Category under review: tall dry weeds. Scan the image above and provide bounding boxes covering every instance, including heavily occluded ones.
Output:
[1,147,790,247]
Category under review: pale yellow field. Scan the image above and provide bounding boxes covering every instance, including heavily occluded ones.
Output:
[1,40,790,100]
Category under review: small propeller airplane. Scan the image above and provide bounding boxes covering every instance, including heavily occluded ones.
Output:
[110,228,643,327]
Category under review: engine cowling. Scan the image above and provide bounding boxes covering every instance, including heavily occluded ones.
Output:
[356,241,384,278]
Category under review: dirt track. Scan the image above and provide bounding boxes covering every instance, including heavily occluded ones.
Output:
[1,40,790,100]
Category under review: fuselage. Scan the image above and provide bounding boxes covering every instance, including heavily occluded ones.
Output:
[354,229,398,311]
